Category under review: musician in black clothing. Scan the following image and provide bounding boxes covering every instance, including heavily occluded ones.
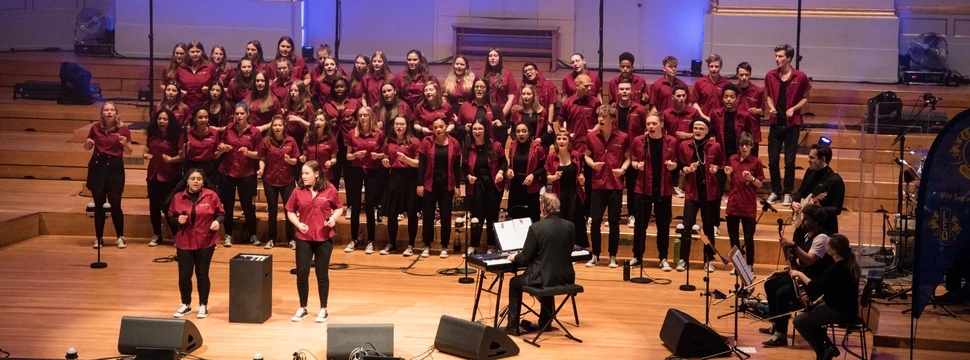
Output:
[761,204,834,347]
[791,144,844,239]
[505,193,577,336]
[791,233,861,360]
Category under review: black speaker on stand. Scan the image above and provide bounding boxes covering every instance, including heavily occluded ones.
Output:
[117,316,203,354]
[659,308,730,358]
[58,62,95,105]
[434,315,519,360]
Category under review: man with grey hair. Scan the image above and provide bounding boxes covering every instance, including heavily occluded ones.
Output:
[505,193,576,335]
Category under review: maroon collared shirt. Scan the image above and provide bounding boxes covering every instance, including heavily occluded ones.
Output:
[519,75,559,109]
[611,101,649,138]
[709,108,762,147]
[585,129,630,190]
[146,135,182,182]
[631,134,678,196]
[477,69,518,112]
[649,76,690,114]
[558,94,601,153]
[736,82,766,117]
[169,188,225,250]
[383,138,418,169]
[414,103,455,129]
[457,101,493,126]
[248,98,281,128]
[310,67,338,105]
[270,77,295,105]
[561,71,602,98]
[227,78,252,105]
[361,73,390,107]
[662,106,700,140]
[545,150,586,203]
[302,138,338,181]
[180,127,221,162]
[507,139,547,194]
[260,135,300,187]
[393,72,440,110]
[286,184,343,241]
[764,67,812,126]
[678,139,724,202]
[347,130,383,169]
[418,136,461,191]
[218,124,262,178]
[725,154,765,218]
[88,123,131,157]
[693,75,732,116]
[608,74,648,105]
[154,102,192,127]
[464,140,507,194]
[175,62,216,110]
[285,103,315,142]
[323,98,362,138]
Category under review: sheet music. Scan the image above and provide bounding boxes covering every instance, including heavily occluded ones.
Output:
[493,218,532,251]
[729,247,755,286]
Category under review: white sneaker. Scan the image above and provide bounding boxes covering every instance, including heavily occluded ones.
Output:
[604,221,609,228]
[730,267,737,275]
[288,240,296,250]
[402,245,414,257]
[704,262,715,273]
[291,307,308,322]
[148,235,160,247]
[173,304,191,318]
[585,255,599,267]
[486,247,497,254]
[421,247,430,258]
[464,247,476,258]
[196,305,208,319]
[250,235,262,246]
[364,242,375,254]
[344,208,352,220]
[660,259,672,272]
[608,256,618,268]
[586,217,592,226]
[344,240,356,253]
[380,244,394,255]
[264,241,274,250]
[783,194,793,206]
[316,309,329,323]
[628,215,636,228]
[676,259,687,272]
[629,258,641,267]
[93,238,103,248]
[223,235,233,247]
[440,249,449,258]
[714,227,720,237]
[674,187,685,198]
[116,236,127,249]
[397,213,405,221]
[766,193,780,204]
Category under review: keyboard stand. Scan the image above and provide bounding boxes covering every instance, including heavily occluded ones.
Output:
[471,269,517,328]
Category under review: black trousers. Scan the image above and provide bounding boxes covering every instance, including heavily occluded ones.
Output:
[177,245,215,305]
[346,167,386,242]
[634,194,673,260]
[765,274,798,332]
[589,189,623,257]
[561,190,588,249]
[680,199,719,262]
[333,133,348,191]
[468,182,502,247]
[727,215,757,266]
[506,275,554,331]
[768,125,799,195]
[295,239,333,308]
[148,178,178,238]
[264,182,296,241]
[793,303,845,356]
[388,200,420,249]
[219,174,257,240]
[92,189,125,239]
[422,189,454,248]
[508,176,540,223]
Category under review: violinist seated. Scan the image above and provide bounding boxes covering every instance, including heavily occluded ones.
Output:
[790,234,861,360]
[761,204,835,348]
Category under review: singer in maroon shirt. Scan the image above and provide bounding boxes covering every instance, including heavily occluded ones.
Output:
[380,116,421,255]
[417,119,462,258]
[145,109,183,247]
[649,56,690,115]
[765,44,812,205]
[630,115,679,269]
[583,105,630,268]
[691,54,732,120]
[84,102,132,249]
[217,102,263,247]
[343,107,385,254]
[724,132,764,267]
[168,169,225,319]
[562,53,602,101]
[270,58,297,104]
[676,118,724,272]
[608,52,648,105]
[393,50,439,110]
[175,41,216,110]
[259,116,301,249]
[300,112,339,182]
[464,119,508,253]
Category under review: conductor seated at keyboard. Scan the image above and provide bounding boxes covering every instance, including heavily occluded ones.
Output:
[505,193,576,336]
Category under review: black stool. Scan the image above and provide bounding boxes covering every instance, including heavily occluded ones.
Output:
[521,284,583,347]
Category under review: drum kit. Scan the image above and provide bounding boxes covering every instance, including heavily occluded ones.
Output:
[876,156,924,276]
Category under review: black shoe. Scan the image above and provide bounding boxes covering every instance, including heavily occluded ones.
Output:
[505,327,520,336]
[762,336,788,347]
[758,326,774,335]
[821,345,840,360]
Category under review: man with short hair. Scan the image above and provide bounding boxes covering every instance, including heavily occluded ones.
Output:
[735,62,765,121]
[612,78,649,228]
[791,144,845,239]
[692,54,732,120]
[663,84,699,198]
[505,193,576,336]
[584,105,631,268]
[608,52,649,105]
[649,56,690,115]
[711,83,762,197]
[765,44,812,206]
[630,115,679,270]
[520,62,559,133]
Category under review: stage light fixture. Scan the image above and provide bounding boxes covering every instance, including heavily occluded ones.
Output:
[817,136,832,146]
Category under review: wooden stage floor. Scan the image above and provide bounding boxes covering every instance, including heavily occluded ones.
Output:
[2,235,969,359]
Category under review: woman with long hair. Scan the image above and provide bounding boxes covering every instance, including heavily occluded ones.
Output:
[272,36,310,85]
[270,58,297,104]
[216,102,262,247]
[361,50,392,107]
[179,107,226,183]
[300,111,339,183]
[562,53,602,101]
[509,84,552,147]
[343,107,385,254]
[145,109,183,247]
[323,77,362,192]
[247,69,280,132]
[456,78,494,145]
[259,115,301,250]
[380,116,420,255]
[286,160,344,323]
[242,40,272,75]
[210,45,231,86]
[443,55,475,113]
[311,57,341,107]
[791,233,862,360]
[506,123,546,223]
[375,81,412,136]
[175,40,215,110]
[203,81,231,131]
[227,58,254,104]
[284,81,315,151]
[155,81,191,126]
[417,118,462,258]
[393,49,439,110]
[168,168,224,319]
[478,48,517,132]
[464,118,507,254]
[84,102,132,248]
[545,132,588,250]
[414,82,455,137]
[162,43,187,89]
[348,54,369,101]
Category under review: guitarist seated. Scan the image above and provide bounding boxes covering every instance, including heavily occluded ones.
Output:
[791,234,862,360]
[791,144,845,239]
[761,204,835,347]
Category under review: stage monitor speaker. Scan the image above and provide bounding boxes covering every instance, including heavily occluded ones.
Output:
[659,308,730,358]
[433,315,519,360]
[117,316,203,355]
[326,324,394,360]
[134,347,179,360]
[59,62,93,105]
[302,46,315,62]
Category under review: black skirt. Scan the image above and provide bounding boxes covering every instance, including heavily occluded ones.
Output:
[382,168,416,215]
[86,153,125,194]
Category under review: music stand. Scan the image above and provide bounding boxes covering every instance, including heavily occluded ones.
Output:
[705,247,751,359]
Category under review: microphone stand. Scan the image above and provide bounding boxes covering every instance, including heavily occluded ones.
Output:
[458,217,479,284]
[706,265,751,359]
[679,224,698,291]
[91,238,107,269]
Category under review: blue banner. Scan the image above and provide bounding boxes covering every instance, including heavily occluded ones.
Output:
[913,109,970,318]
